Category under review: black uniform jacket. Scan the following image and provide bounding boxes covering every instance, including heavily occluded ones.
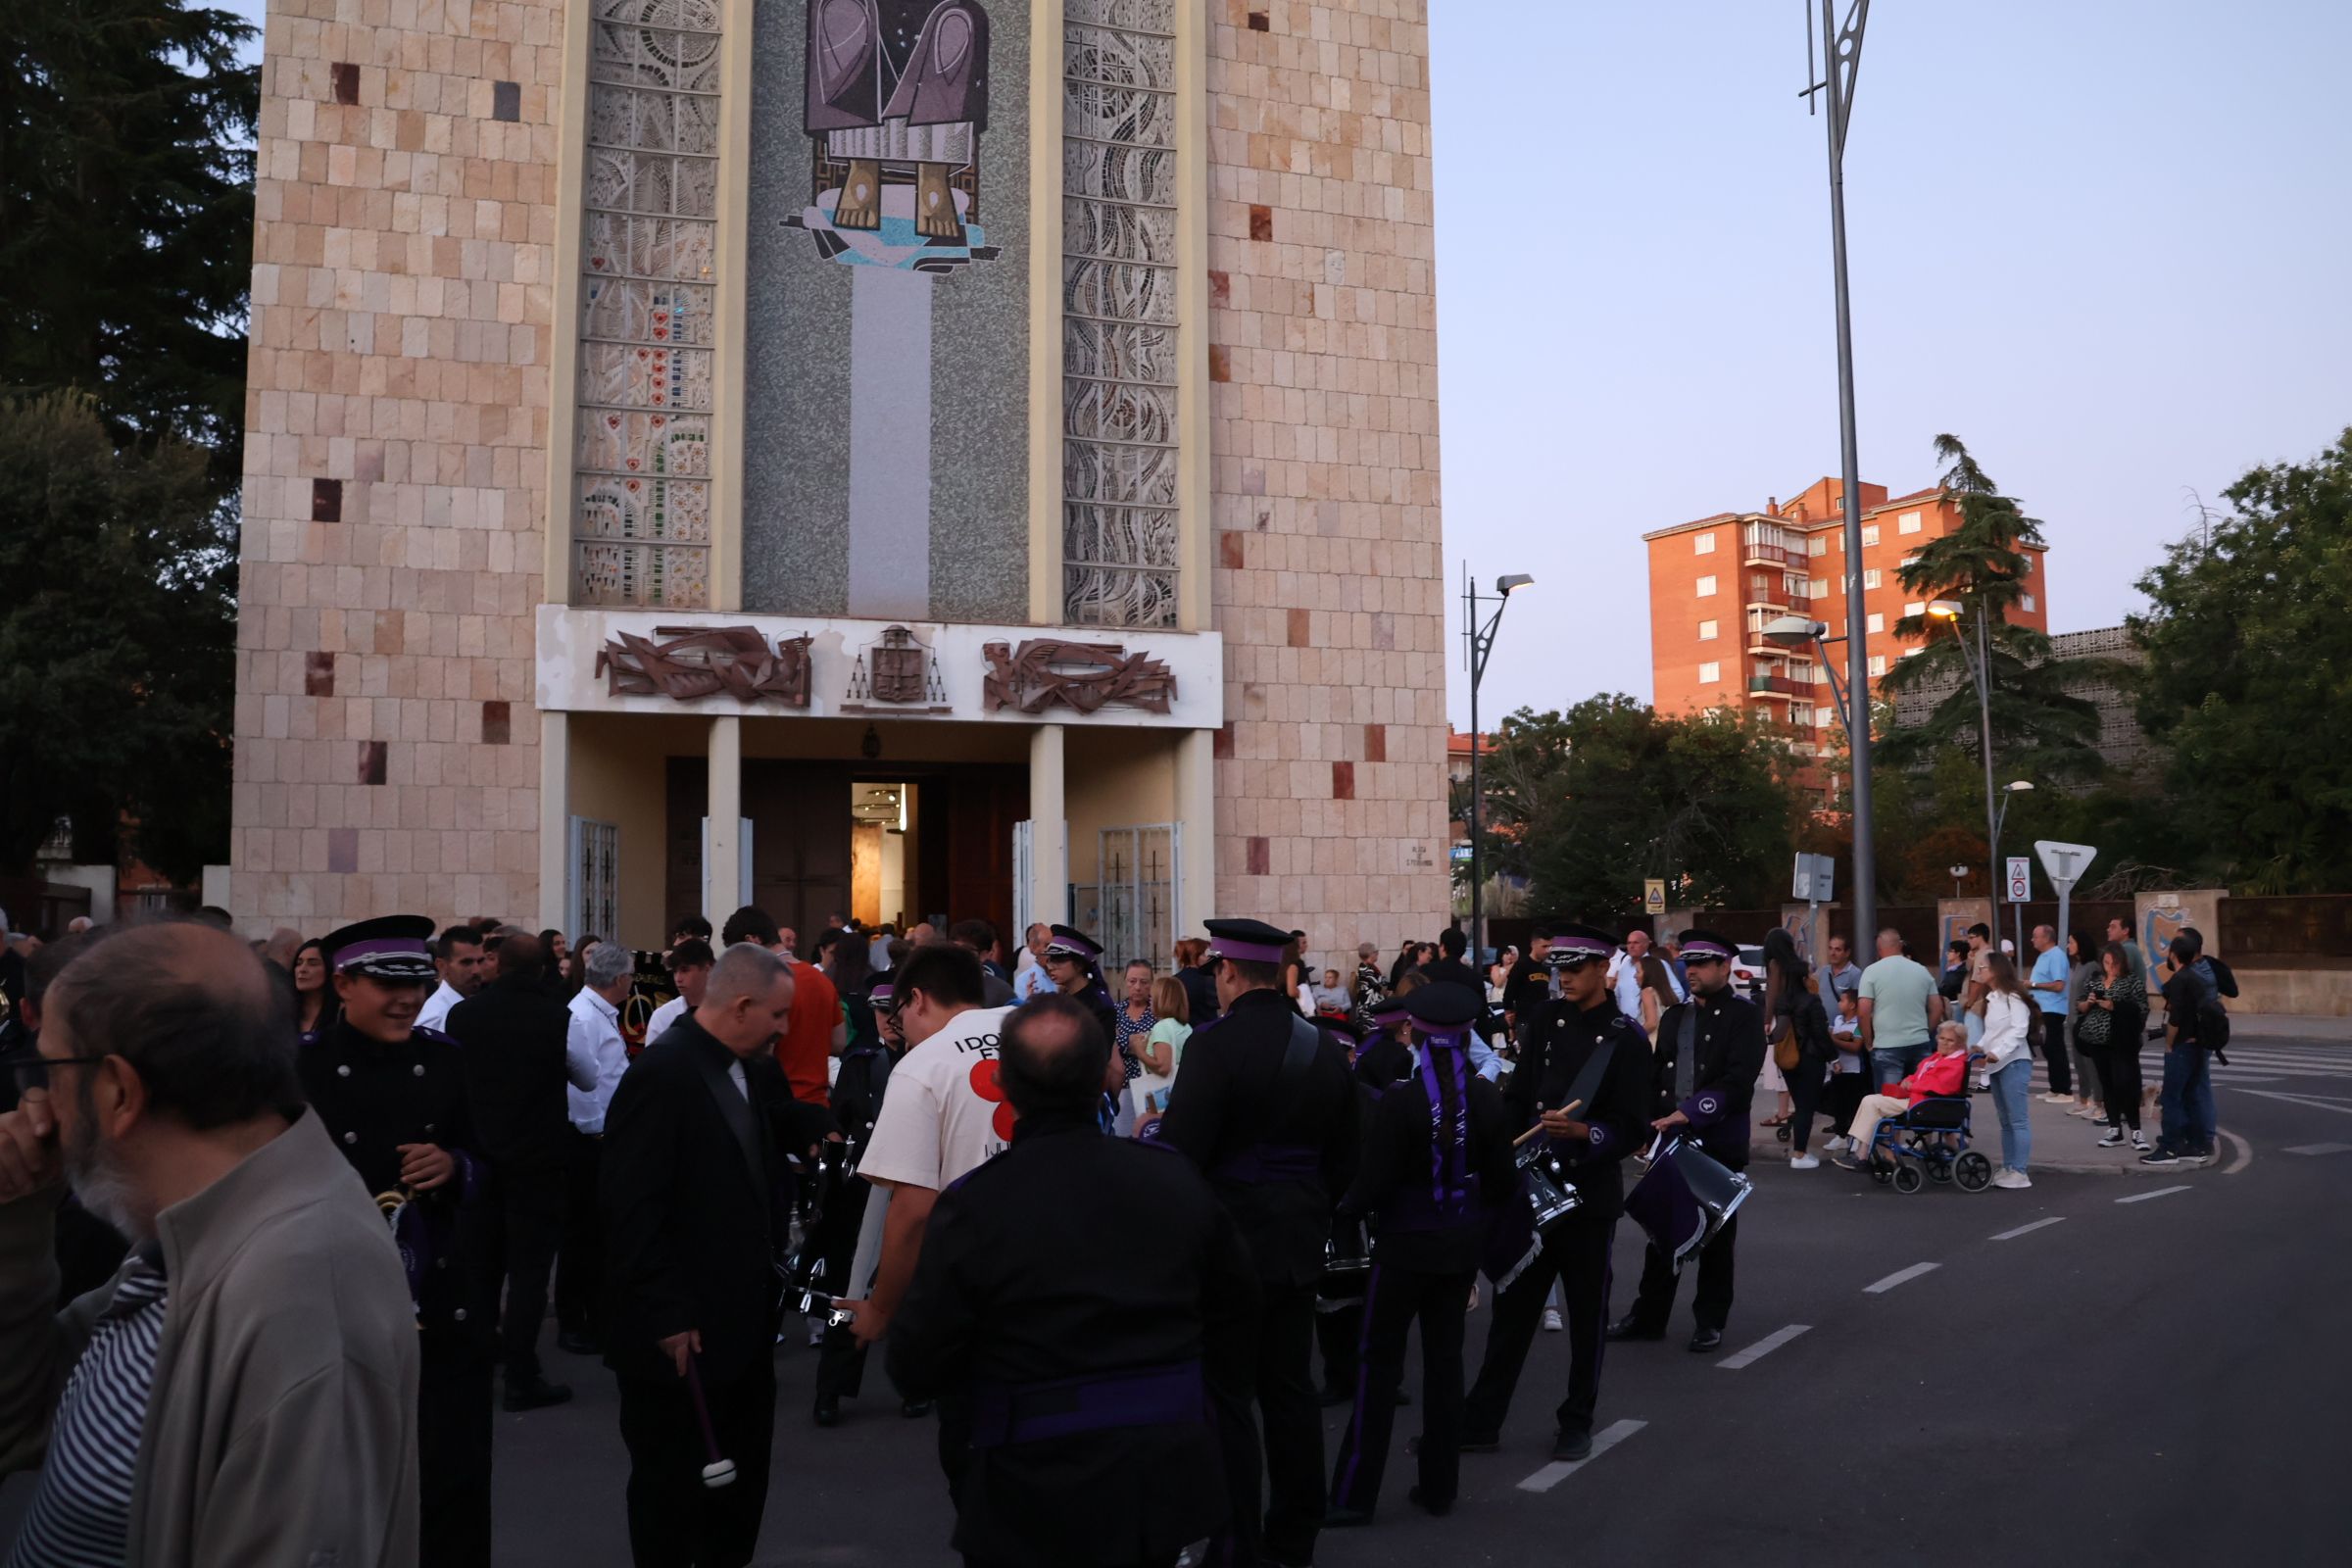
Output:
[889,1114,1257,1568]
[299,1018,495,1343]
[1340,1064,1516,1273]
[1648,987,1768,1171]
[445,974,573,1172]
[1154,987,1359,1287]
[1353,1031,1414,1093]
[1506,997,1657,1219]
[599,1015,808,1384]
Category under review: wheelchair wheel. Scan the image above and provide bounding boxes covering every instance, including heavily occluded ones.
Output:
[1927,1159,1953,1184]
[1892,1161,1926,1194]
[1776,1122,1790,1144]
[1954,1151,1993,1193]
[1870,1159,1893,1186]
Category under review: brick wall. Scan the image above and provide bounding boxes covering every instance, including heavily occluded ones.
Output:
[229,0,561,929]
[1206,0,1451,957]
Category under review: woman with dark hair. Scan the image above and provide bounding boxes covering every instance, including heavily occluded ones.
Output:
[1760,928,1831,1169]
[829,932,877,1054]
[1978,951,2037,1188]
[1388,939,1420,992]
[2063,929,2104,1121]
[2078,941,2149,1151]
[292,936,337,1044]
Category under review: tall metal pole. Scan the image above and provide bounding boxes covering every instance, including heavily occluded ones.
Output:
[1974,612,2000,934]
[1818,0,1877,949]
[1466,569,1484,956]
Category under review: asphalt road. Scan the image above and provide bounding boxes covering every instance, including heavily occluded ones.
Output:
[8,1033,2351,1565]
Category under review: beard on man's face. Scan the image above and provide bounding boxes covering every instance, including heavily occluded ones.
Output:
[66,1083,152,1242]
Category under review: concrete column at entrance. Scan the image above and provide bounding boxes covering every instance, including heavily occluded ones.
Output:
[538,710,569,932]
[1176,727,1216,936]
[1028,722,1069,925]
[708,715,743,916]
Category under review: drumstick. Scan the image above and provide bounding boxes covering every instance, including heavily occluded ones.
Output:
[1515,1099,1583,1147]
[682,1354,737,1489]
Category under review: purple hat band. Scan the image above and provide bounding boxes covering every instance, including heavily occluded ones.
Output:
[334,938,431,970]
[1683,940,1736,960]
[1210,937,1288,964]
[1367,1002,1409,1023]
[869,984,895,1003]
[1551,936,1614,959]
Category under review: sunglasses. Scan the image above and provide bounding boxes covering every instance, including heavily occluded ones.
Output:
[2,1048,113,1095]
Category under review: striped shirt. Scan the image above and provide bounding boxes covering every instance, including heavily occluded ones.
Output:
[8,1248,170,1568]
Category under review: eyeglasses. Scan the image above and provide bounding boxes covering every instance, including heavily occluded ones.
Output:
[2,1049,113,1096]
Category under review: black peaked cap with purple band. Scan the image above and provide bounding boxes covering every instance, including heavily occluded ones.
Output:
[321,914,439,980]
[1678,928,1739,962]
[1044,924,1103,962]
[1400,981,1481,1031]
[1545,922,1617,964]
[1203,918,1294,966]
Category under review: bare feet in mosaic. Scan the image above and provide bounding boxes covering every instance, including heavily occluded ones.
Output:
[913,163,961,240]
[834,159,882,229]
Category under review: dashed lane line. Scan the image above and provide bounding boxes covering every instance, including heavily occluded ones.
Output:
[2284,1142,2352,1156]
[1990,1216,2067,1241]
[1719,1324,1810,1370]
[1863,1262,1940,1295]
[2118,1184,2193,1203]
[1515,1418,1646,1494]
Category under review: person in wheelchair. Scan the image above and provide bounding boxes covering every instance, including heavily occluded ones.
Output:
[1833,1021,1972,1174]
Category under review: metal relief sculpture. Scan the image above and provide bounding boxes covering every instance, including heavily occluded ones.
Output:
[788,0,998,270]
[597,625,813,706]
[981,640,1176,716]
[844,624,950,711]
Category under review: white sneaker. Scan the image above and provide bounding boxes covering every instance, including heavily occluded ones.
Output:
[1990,1168,2034,1190]
[2037,1093,2074,1104]
[1822,1136,1849,1154]
[1541,1307,1564,1333]
[1788,1153,1820,1170]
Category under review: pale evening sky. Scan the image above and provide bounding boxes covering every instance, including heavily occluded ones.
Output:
[220,2,2352,729]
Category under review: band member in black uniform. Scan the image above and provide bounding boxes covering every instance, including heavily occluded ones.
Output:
[889,993,1258,1568]
[1153,916,1358,1568]
[1317,998,1412,1406]
[1609,928,1766,1351]
[811,977,903,1426]
[1326,983,1515,1524]
[1040,924,1119,1049]
[301,915,498,1567]
[1457,924,1653,1460]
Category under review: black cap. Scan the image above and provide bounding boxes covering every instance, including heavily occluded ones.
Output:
[1679,928,1738,962]
[1204,918,1294,964]
[1044,924,1102,961]
[1400,981,1481,1030]
[1545,922,1617,963]
[321,914,438,980]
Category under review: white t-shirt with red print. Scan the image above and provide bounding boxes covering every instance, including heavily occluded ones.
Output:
[858,1004,1016,1194]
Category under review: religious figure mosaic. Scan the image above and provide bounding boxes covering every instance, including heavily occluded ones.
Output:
[597,625,814,706]
[981,639,1177,715]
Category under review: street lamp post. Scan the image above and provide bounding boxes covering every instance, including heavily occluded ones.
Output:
[1949,864,1968,903]
[1763,611,1872,940]
[1928,600,2006,932]
[1995,777,2034,952]
[1463,568,1533,964]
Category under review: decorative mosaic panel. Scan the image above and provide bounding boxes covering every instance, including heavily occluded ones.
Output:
[573,0,723,607]
[1062,0,1180,627]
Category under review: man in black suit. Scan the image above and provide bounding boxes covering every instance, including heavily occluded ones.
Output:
[601,942,818,1568]
[446,931,593,1411]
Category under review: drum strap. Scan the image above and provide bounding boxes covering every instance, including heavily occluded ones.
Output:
[1675,1008,1698,1102]
[1555,1036,1616,1132]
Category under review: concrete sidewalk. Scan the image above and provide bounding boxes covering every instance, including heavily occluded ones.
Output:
[1752,1081,2214,1177]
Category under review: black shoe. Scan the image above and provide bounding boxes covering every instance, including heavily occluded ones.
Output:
[812,1394,840,1428]
[1396,1385,1412,1407]
[502,1376,572,1412]
[1688,1327,1724,1353]
[1324,1504,1374,1529]
[1459,1431,1499,1453]
[1551,1427,1592,1461]
[1406,1485,1454,1517]
[900,1398,933,1419]
[555,1330,601,1356]
[1606,1314,1664,1342]
[2139,1146,2181,1166]
[1318,1384,1351,1407]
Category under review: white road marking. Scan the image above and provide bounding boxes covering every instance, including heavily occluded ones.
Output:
[1990,1216,2067,1241]
[2238,1089,2352,1117]
[1719,1324,1810,1369]
[1864,1262,1940,1294]
[1516,1418,1646,1493]
[2221,1129,2254,1175]
[2118,1184,2193,1203]
[2284,1142,2352,1156]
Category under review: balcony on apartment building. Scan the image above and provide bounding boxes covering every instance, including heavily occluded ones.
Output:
[1741,521,1807,573]
[1747,666,1807,701]
[1745,607,1817,657]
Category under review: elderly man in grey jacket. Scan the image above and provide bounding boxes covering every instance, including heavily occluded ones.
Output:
[0,920,419,1566]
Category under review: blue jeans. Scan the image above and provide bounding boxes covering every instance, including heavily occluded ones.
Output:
[2160,1046,2216,1153]
[1988,1058,2033,1172]
[1871,1042,1928,1089]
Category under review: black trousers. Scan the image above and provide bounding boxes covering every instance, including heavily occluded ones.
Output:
[1627,1210,1740,1334]
[1822,1071,1868,1140]
[494,1159,565,1383]
[2041,1017,2074,1095]
[1329,1263,1473,1514]
[1315,1297,1360,1395]
[419,1330,495,1568]
[1785,1057,1827,1154]
[812,1162,875,1401]
[554,1128,605,1337]
[616,1357,776,1568]
[2100,1043,2144,1131]
[1208,1278,1320,1566]
[1464,1210,1615,1441]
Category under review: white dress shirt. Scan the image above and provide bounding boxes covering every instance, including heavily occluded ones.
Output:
[644,993,690,1044]
[565,987,629,1134]
[416,979,464,1034]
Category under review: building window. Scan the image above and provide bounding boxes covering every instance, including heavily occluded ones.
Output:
[1904,600,1925,617]
[1868,654,1886,677]
[1693,531,1716,556]
[1862,568,1882,589]
[1901,553,1920,568]
[568,817,620,945]
[1694,574,1717,598]
[1808,577,1827,598]
[1898,510,1924,534]
[1808,535,1829,557]
[2021,555,2034,575]
[1063,0,1182,627]
[1792,705,1814,727]
[1866,612,1884,634]
[1697,618,1719,641]
[1698,661,1721,684]
[1861,524,1880,547]
[2022,593,2037,612]
[571,0,722,608]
